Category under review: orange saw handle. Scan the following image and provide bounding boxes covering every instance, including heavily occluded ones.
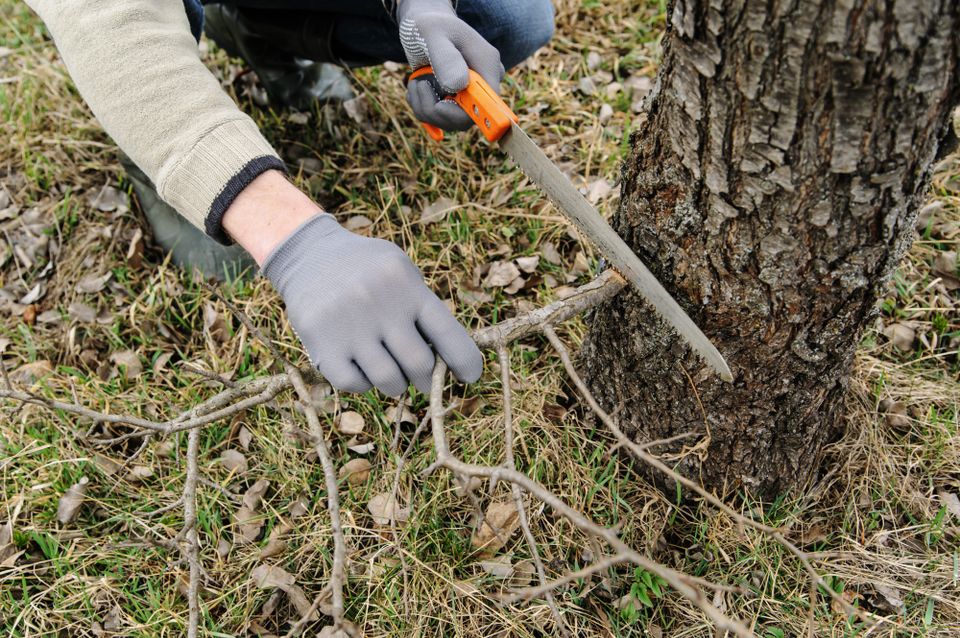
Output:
[409,66,518,143]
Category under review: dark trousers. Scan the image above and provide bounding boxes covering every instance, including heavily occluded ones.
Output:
[184,0,554,71]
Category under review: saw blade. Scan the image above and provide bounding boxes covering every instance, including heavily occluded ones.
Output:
[499,123,733,382]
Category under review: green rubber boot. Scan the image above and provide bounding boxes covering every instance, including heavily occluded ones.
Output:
[203,4,355,111]
[121,155,257,282]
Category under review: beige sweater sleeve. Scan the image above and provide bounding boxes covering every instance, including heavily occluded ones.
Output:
[26,0,285,242]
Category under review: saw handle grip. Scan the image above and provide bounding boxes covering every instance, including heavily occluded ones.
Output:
[409,66,518,143]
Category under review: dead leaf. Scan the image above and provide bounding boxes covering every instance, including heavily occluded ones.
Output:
[347,441,375,455]
[933,250,957,277]
[88,185,129,212]
[368,492,409,526]
[456,476,484,497]
[126,228,144,268]
[92,454,122,476]
[238,425,253,451]
[879,399,910,428]
[624,74,653,98]
[288,111,310,125]
[570,250,591,278]
[288,495,310,518]
[243,479,270,510]
[577,76,597,96]
[76,272,112,294]
[938,490,960,522]
[68,301,97,323]
[419,197,458,224]
[451,579,481,597]
[250,564,320,621]
[220,449,248,474]
[471,500,520,556]
[483,260,522,288]
[344,215,373,232]
[337,411,365,435]
[872,583,906,614]
[152,351,173,375]
[204,302,229,344]
[585,178,613,204]
[599,102,614,124]
[339,458,371,487]
[540,241,562,265]
[127,465,154,482]
[259,520,292,559]
[342,94,368,124]
[479,555,513,578]
[385,404,416,425]
[516,255,540,273]
[882,323,915,351]
[216,537,231,560]
[10,360,53,385]
[57,476,89,524]
[0,520,23,567]
[509,559,535,588]
[235,479,270,543]
[19,283,44,305]
[101,603,122,631]
[251,563,295,589]
[109,350,142,380]
[503,275,526,295]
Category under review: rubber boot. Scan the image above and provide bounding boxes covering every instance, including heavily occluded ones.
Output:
[203,4,355,111]
[120,155,257,282]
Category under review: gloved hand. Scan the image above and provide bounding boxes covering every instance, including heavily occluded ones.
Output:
[262,213,482,395]
[398,0,504,131]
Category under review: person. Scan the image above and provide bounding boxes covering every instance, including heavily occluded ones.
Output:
[25,0,555,397]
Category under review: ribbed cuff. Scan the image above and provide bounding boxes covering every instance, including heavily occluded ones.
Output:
[205,155,287,244]
[158,117,283,239]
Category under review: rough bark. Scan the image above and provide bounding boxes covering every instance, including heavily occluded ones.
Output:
[579,0,960,499]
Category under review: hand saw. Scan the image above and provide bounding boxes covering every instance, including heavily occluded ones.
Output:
[409,67,733,382]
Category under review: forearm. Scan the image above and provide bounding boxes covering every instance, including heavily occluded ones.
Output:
[26,0,282,242]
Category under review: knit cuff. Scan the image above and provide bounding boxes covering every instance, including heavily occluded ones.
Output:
[205,155,287,244]
[157,117,285,242]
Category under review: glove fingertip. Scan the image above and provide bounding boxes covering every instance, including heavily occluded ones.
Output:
[450,345,483,384]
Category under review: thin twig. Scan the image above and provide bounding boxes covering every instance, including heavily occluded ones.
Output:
[287,365,347,629]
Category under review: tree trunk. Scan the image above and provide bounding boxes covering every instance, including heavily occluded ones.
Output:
[578,0,960,499]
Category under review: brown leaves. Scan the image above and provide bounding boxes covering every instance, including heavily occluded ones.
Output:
[337,411,366,435]
[483,260,522,288]
[419,197,458,225]
[0,515,23,568]
[339,458,371,487]
[109,350,142,380]
[882,322,915,351]
[220,449,248,475]
[367,493,409,526]
[235,479,270,544]
[57,476,89,525]
[87,184,129,213]
[470,500,520,557]
[9,360,53,386]
[250,564,321,621]
[75,272,112,294]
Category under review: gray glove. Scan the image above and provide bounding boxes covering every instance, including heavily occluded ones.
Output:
[398,0,504,131]
[262,213,482,395]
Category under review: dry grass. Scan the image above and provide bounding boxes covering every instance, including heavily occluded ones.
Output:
[1,0,958,636]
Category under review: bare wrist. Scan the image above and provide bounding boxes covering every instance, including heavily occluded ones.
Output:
[221,170,321,265]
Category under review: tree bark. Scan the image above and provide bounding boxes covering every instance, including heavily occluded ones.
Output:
[578,0,960,499]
